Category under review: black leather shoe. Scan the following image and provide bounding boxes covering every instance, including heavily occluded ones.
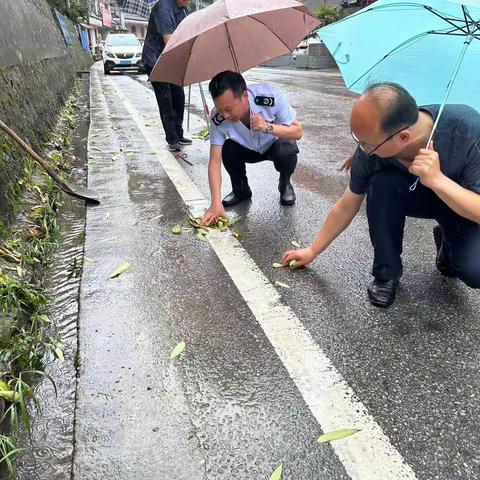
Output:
[433,225,457,277]
[278,175,296,206]
[179,137,192,145]
[367,278,399,308]
[222,189,252,207]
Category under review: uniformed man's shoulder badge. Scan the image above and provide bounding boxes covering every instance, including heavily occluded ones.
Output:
[212,112,225,126]
[255,95,275,107]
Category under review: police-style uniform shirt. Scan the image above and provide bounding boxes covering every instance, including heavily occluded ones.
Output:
[209,84,297,154]
[142,0,188,69]
[350,104,480,195]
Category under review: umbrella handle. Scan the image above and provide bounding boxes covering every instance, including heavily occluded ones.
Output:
[410,31,473,192]
[187,84,191,132]
[198,83,210,132]
[427,34,473,147]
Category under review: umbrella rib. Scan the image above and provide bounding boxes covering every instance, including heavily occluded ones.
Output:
[321,2,418,25]
[462,5,471,33]
[466,7,480,35]
[424,6,470,34]
[183,33,208,85]
[429,31,474,36]
[461,5,480,34]
[224,23,240,72]
[321,2,457,31]
[347,31,429,90]
[248,15,298,53]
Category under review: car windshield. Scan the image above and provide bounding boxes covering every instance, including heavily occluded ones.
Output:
[106,36,139,47]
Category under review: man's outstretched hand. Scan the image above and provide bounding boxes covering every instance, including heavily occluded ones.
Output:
[282,247,316,268]
[339,154,354,173]
[201,202,227,226]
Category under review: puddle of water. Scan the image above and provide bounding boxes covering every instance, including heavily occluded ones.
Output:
[14,80,89,480]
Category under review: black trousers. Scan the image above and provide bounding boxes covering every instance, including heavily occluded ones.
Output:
[145,65,184,145]
[367,166,480,288]
[222,138,298,193]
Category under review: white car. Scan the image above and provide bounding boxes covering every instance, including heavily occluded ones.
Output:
[102,34,144,75]
[292,40,308,59]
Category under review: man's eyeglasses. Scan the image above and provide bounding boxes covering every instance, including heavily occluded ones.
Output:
[351,125,410,157]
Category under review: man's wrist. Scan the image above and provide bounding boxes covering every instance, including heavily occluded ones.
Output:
[429,172,448,191]
[264,123,274,135]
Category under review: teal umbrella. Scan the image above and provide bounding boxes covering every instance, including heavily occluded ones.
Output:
[318,0,480,143]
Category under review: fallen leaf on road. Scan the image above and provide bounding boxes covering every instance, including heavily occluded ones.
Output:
[99,236,119,243]
[291,240,301,248]
[109,262,131,279]
[316,428,361,443]
[170,216,242,241]
[151,214,164,221]
[272,263,284,268]
[269,465,283,480]
[195,217,229,234]
[192,127,210,140]
[85,257,95,263]
[103,213,111,220]
[171,341,186,359]
[196,231,208,242]
[275,281,291,289]
[227,216,241,227]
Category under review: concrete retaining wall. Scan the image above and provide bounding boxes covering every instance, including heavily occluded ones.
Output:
[0,0,92,226]
[261,43,337,70]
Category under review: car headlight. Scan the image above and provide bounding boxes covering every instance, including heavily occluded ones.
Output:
[106,51,115,58]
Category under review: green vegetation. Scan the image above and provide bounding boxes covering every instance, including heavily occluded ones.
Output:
[0,88,83,478]
[315,5,342,26]
[46,0,89,23]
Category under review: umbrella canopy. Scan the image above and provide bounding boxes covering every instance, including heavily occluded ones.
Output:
[122,0,156,18]
[318,0,480,111]
[149,0,321,85]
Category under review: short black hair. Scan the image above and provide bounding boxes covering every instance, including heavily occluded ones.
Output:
[363,82,419,133]
[209,71,247,99]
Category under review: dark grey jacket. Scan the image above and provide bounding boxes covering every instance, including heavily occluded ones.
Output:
[142,0,187,69]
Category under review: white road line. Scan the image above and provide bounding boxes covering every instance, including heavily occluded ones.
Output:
[103,71,417,480]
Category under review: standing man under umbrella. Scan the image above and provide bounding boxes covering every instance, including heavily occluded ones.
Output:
[142,0,192,151]
[201,71,303,225]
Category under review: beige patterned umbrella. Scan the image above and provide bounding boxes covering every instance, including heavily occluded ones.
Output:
[149,0,320,86]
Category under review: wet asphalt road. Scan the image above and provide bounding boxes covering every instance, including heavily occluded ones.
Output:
[73,63,480,480]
